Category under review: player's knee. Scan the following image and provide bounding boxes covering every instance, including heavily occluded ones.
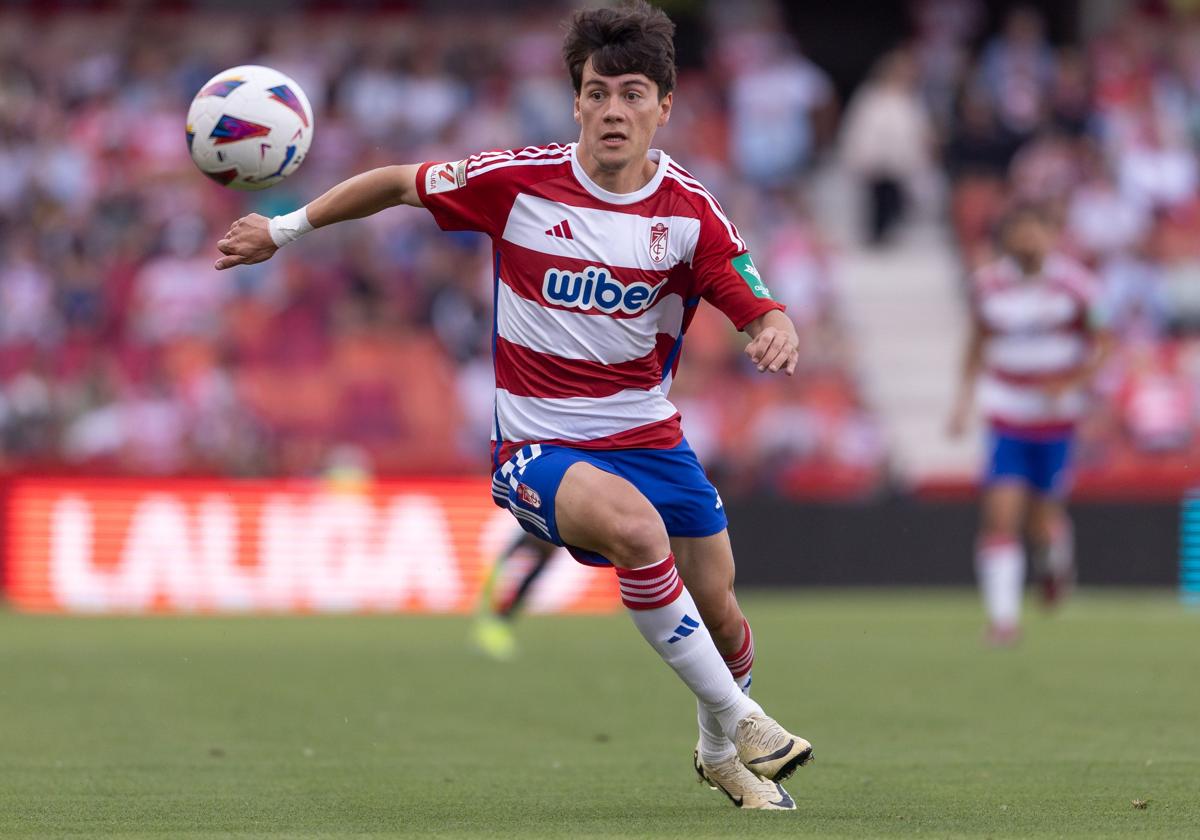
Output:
[1027,504,1064,544]
[980,518,1020,541]
[709,606,745,651]
[606,512,669,568]
[980,503,1022,540]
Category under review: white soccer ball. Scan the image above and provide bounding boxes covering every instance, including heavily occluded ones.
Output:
[186,65,314,190]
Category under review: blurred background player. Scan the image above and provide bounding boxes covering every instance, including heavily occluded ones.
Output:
[948,203,1111,645]
[472,530,558,660]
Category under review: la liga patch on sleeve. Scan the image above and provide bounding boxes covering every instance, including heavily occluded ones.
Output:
[425,159,468,195]
[732,253,773,299]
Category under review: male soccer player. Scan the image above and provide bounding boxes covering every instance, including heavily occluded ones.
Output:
[948,204,1110,645]
[215,1,811,809]
[472,530,559,660]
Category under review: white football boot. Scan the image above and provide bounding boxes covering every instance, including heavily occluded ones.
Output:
[694,747,795,810]
[733,714,814,782]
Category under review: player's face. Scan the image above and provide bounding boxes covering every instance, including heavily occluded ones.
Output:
[1004,215,1053,265]
[574,58,671,173]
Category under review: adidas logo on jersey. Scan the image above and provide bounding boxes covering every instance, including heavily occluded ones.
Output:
[545,220,574,239]
[543,266,666,315]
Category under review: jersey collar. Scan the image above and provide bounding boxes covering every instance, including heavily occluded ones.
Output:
[1000,253,1065,285]
[569,142,670,205]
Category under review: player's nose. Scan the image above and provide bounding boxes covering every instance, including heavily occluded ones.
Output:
[601,101,627,121]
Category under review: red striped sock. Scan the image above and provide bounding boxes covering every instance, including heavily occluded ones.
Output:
[617,554,764,736]
[615,554,684,610]
[723,618,755,680]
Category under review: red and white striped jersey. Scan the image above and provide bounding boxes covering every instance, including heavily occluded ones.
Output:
[416,142,783,464]
[971,253,1101,436]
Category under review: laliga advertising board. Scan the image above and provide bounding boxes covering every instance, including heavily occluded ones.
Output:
[3,478,618,614]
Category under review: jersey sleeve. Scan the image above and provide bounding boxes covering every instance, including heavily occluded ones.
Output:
[416,151,518,238]
[693,207,785,331]
[1056,259,1108,335]
[1081,268,1110,334]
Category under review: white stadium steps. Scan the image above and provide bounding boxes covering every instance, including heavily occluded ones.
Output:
[810,165,981,484]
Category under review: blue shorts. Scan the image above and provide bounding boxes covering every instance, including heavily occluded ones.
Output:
[984,430,1075,497]
[490,439,727,567]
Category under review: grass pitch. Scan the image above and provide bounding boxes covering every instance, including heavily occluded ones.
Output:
[1,590,1197,839]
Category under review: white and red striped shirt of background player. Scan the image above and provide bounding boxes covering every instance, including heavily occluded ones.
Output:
[415,142,784,466]
[971,252,1103,438]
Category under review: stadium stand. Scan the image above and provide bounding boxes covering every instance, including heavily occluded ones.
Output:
[1,1,1199,498]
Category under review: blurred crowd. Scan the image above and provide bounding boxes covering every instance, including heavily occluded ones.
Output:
[837,0,1200,484]
[0,3,875,494]
[3,1,1200,494]
[951,1,1200,480]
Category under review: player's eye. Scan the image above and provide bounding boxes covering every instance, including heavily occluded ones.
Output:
[626,92,642,102]
[589,91,604,101]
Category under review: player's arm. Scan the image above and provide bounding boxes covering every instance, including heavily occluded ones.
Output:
[691,206,797,376]
[1042,275,1116,397]
[213,164,423,271]
[947,318,984,438]
[744,309,800,376]
[1042,328,1115,397]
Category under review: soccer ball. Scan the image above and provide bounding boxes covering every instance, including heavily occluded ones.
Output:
[186,65,314,190]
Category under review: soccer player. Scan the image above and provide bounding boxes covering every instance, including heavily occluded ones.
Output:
[472,530,559,660]
[215,1,811,809]
[948,204,1111,645]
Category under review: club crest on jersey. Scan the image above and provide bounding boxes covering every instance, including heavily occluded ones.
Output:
[543,266,666,315]
[516,482,541,508]
[649,222,669,263]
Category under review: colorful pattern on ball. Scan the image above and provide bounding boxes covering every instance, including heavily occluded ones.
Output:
[268,85,310,127]
[209,115,272,145]
[200,78,245,98]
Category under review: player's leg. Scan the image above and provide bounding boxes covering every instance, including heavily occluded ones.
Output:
[977,479,1029,644]
[673,532,753,760]
[673,532,751,673]
[673,532,794,809]
[1028,497,1074,604]
[976,431,1034,644]
[1027,436,1077,606]
[554,462,810,783]
[495,533,558,620]
[472,531,557,659]
[477,529,528,615]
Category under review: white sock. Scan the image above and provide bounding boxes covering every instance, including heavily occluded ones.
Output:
[1032,518,1074,579]
[976,536,1025,628]
[1046,519,1074,575]
[698,618,755,764]
[616,555,762,740]
[698,673,750,764]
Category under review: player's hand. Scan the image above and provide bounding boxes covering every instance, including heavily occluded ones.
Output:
[946,399,970,439]
[745,326,799,375]
[214,214,277,270]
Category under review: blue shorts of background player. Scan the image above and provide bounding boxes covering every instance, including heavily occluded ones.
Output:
[491,438,727,567]
[983,429,1075,498]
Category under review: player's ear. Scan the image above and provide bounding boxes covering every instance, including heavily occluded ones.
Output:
[657,92,672,128]
[573,93,582,125]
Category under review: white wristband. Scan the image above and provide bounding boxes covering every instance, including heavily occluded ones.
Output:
[268,206,313,248]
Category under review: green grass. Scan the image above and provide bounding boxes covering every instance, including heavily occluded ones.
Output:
[0,591,1197,839]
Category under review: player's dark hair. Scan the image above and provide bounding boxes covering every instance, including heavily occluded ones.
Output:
[562,1,677,98]
[1002,201,1048,225]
